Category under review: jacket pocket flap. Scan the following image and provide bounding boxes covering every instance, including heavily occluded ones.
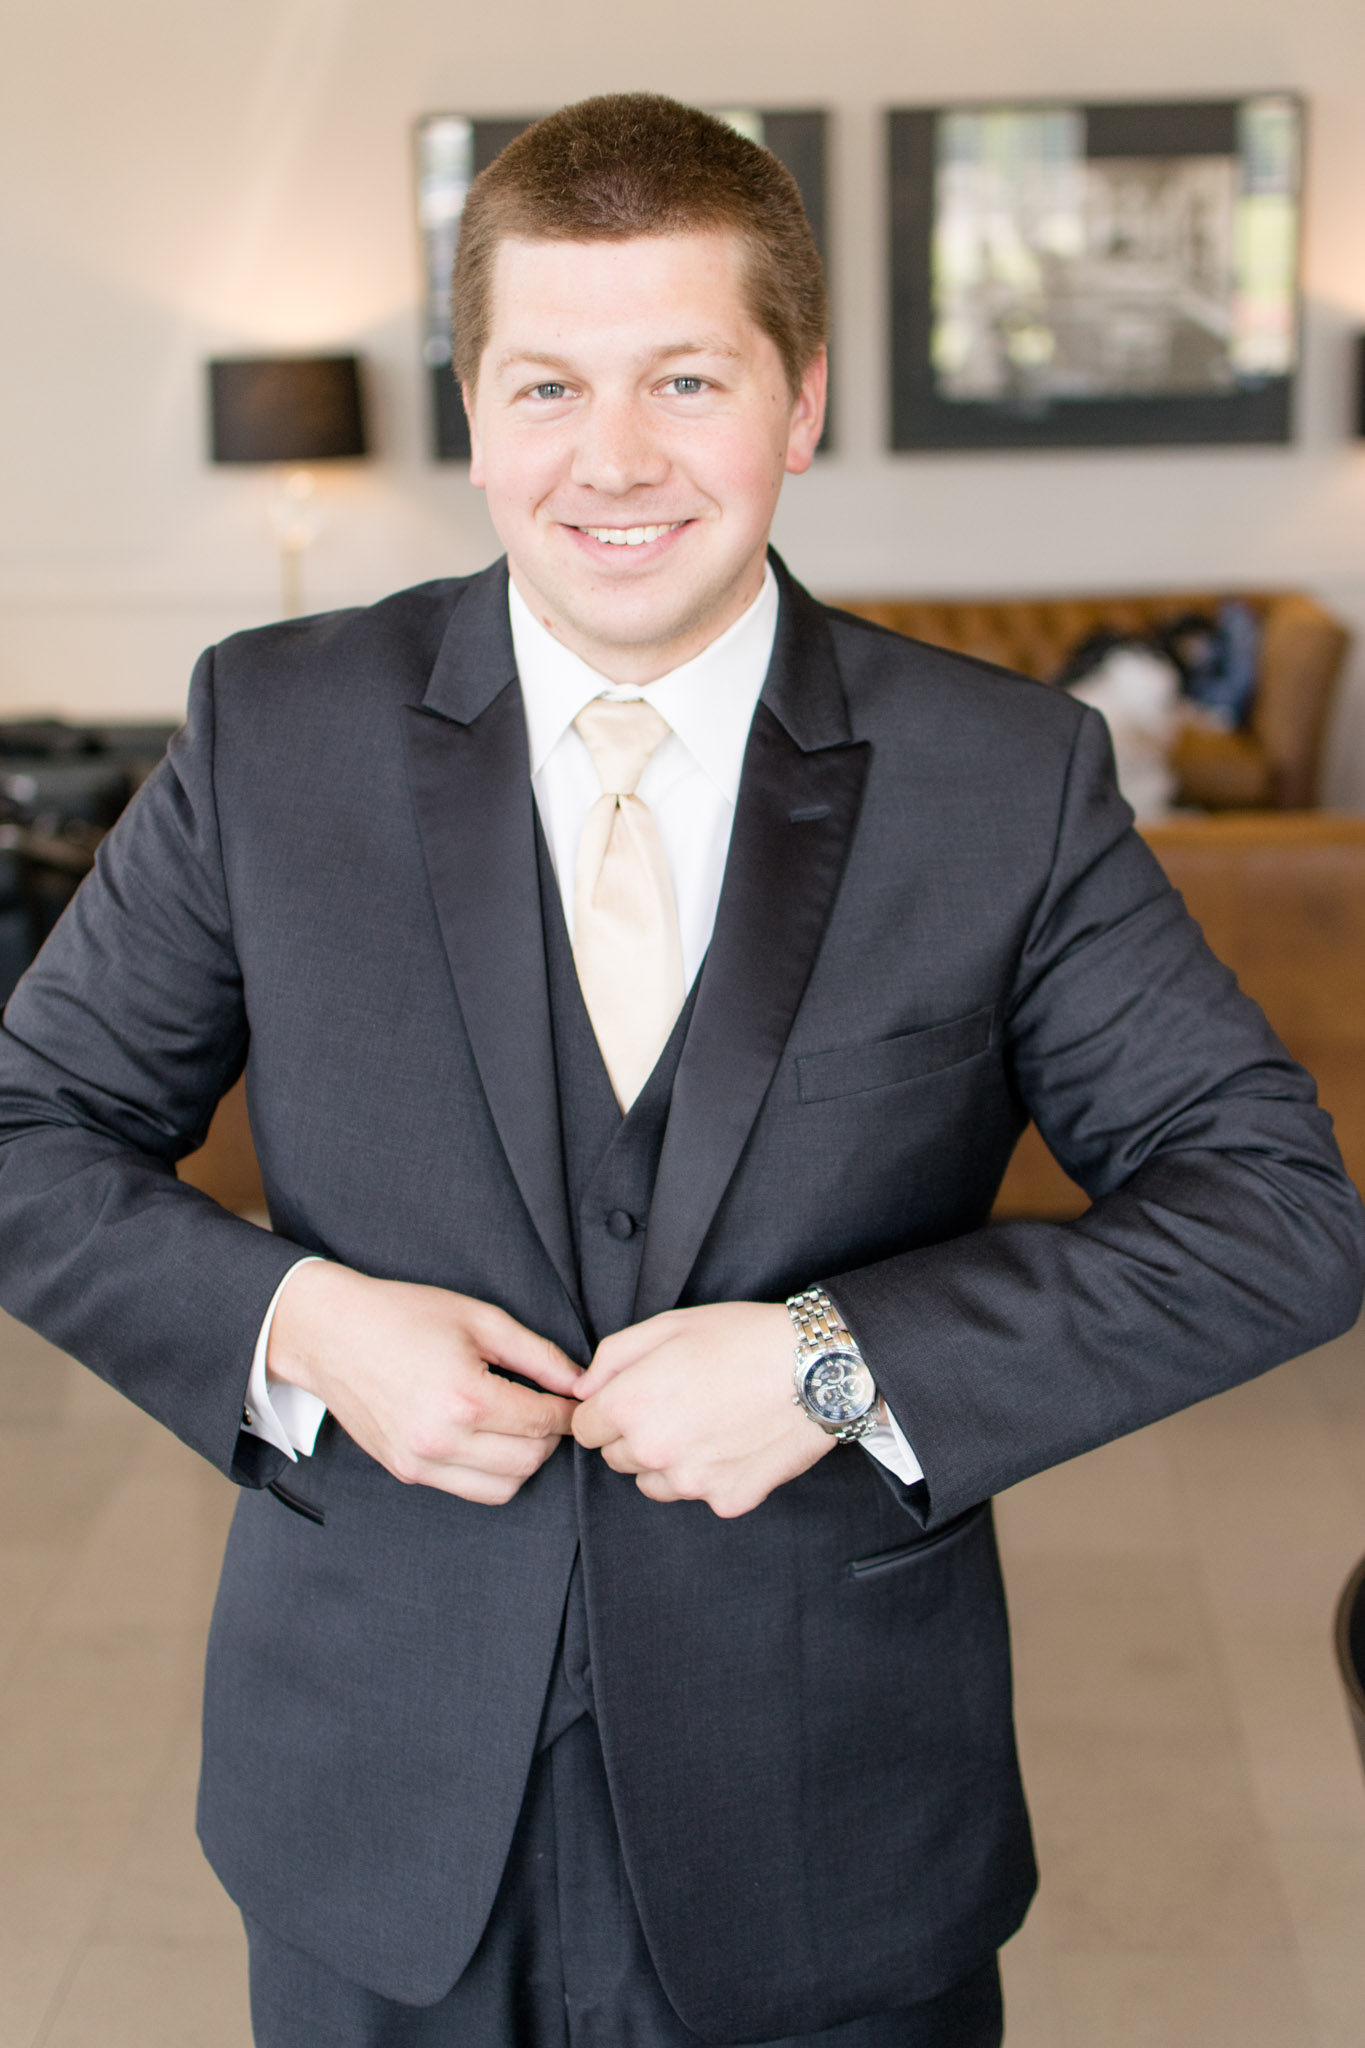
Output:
[848,1501,989,1580]
[268,1478,326,1526]
[797,1006,995,1104]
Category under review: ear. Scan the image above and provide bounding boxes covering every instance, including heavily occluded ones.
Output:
[462,384,485,487]
[783,350,827,477]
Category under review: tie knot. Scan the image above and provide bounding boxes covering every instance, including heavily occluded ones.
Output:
[573,697,671,798]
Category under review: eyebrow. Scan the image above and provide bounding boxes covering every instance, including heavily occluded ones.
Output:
[493,336,746,377]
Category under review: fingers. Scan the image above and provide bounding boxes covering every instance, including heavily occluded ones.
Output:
[576,1402,674,1483]
[415,1453,557,1508]
[593,1431,640,1472]
[571,1299,830,1520]
[387,1378,573,1481]
[634,1470,683,1504]
[570,1398,610,1451]
[578,1313,678,1397]
[571,1389,626,1451]
[479,1376,578,1440]
[387,1409,567,1491]
[474,1303,583,1399]
[267,1271,587,1508]
[454,1427,564,1482]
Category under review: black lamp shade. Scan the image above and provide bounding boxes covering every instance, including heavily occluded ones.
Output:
[209,355,367,463]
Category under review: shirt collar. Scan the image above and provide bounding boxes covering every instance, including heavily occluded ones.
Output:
[509,563,779,804]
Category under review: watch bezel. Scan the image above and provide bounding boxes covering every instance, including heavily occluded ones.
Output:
[796,1347,878,1431]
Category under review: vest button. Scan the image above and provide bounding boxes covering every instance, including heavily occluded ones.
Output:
[606,1208,636,1240]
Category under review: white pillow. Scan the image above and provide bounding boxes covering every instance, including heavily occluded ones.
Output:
[1068,646,1183,822]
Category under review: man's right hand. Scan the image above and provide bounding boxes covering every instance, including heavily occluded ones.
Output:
[266,1262,582,1504]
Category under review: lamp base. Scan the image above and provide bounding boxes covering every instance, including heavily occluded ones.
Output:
[269,469,319,620]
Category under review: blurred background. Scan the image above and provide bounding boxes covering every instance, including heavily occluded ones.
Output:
[2,0,1363,788]
[2,3,1365,2046]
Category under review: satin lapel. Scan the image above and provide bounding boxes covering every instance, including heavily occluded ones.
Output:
[633,565,870,1319]
[401,563,581,1323]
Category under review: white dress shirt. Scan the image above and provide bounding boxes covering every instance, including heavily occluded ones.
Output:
[243,567,923,1486]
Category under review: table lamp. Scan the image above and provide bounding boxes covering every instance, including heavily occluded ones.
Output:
[208,355,368,617]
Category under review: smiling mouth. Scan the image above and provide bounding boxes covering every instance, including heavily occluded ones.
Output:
[575,521,687,548]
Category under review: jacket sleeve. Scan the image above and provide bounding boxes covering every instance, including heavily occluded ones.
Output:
[0,647,309,1483]
[829,706,1365,1525]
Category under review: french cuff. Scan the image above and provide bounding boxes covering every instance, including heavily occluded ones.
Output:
[858,1399,925,1486]
[241,1256,329,1460]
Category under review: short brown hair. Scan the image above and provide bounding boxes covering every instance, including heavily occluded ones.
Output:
[452,93,827,397]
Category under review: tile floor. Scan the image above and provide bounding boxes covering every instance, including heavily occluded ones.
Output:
[0,1308,1363,2046]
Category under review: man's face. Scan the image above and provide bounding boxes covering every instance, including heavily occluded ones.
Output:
[465,231,826,684]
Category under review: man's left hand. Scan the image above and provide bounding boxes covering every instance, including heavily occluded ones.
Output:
[571,1301,836,1518]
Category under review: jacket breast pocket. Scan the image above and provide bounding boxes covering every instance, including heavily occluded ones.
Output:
[796,1006,996,1105]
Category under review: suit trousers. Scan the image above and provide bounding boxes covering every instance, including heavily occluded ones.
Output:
[244,1706,1003,2048]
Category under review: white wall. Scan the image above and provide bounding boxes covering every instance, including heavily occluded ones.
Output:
[4,0,1365,800]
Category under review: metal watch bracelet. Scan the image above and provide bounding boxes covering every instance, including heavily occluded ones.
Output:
[785,1286,881,1444]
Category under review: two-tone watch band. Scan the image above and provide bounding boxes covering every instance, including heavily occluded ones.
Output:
[785,1285,881,1444]
[786,1284,855,1357]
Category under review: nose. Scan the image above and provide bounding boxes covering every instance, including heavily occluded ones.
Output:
[569,391,669,498]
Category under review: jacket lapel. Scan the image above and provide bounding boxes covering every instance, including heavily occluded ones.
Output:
[633,561,870,1319]
[401,561,582,1324]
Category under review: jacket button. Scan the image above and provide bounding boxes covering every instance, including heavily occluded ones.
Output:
[606,1209,636,1240]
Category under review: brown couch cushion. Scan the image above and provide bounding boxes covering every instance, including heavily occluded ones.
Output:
[990,812,1365,1216]
[827,590,1350,810]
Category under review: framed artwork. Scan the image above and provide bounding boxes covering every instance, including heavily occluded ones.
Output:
[888,95,1304,450]
[414,108,831,460]
[415,117,533,461]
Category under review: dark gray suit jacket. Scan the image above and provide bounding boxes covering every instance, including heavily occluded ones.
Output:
[0,555,1359,2039]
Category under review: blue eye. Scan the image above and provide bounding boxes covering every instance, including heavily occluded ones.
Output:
[669,377,704,395]
[531,382,567,400]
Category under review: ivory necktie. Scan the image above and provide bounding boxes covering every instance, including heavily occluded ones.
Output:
[572,697,685,1109]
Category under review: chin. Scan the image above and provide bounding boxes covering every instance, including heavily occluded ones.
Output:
[569,595,701,652]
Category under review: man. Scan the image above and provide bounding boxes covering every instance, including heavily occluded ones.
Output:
[0,94,1359,2048]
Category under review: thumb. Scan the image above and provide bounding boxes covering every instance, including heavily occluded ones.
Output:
[475,1306,583,1398]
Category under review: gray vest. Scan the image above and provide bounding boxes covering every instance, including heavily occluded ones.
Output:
[535,823,701,1745]
[537,822,700,1349]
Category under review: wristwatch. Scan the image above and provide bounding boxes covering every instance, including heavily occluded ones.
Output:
[785,1286,880,1444]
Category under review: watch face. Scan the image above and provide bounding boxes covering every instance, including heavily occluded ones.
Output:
[802,1350,875,1425]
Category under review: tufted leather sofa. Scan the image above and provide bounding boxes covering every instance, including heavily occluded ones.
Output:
[827,590,1350,810]
[988,812,1365,1214]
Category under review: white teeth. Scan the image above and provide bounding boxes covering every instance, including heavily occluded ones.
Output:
[581,522,681,547]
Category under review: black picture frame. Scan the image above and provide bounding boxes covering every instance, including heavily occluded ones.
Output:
[888,95,1304,451]
[414,108,831,460]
